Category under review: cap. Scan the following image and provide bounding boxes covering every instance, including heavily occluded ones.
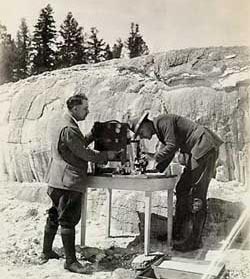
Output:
[128,112,149,138]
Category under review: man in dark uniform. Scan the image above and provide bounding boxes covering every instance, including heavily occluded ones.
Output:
[40,93,117,273]
[129,112,223,252]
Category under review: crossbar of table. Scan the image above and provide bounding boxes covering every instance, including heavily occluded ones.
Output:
[80,175,178,255]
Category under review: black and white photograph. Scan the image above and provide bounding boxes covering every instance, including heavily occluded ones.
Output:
[0,0,250,278]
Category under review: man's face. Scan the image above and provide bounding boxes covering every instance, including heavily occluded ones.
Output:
[73,99,89,121]
[137,122,153,140]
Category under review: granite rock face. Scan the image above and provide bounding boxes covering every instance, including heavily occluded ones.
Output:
[0,46,249,184]
[1,46,249,235]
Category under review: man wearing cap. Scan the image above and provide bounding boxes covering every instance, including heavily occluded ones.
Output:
[40,93,118,273]
[129,112,223,252]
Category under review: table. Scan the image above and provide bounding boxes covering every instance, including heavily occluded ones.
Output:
[80,173,178,255]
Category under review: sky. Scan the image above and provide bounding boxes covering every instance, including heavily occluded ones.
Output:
[0,0,250,53]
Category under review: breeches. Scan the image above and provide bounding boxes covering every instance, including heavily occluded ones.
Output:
[174,149,219,244]
[45,187,82,231]
[175,148,219,210]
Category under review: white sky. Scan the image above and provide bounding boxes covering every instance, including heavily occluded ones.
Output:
[0,0,250,53]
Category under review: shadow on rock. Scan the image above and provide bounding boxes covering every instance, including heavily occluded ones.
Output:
[127,198,249,255]
[203,198,249,250]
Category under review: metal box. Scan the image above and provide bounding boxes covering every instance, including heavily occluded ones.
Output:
[153,257,225,279]
[93,120,128,163]
[136,257,225,279]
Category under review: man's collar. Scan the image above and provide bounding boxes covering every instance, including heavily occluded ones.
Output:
[64,110,79,126]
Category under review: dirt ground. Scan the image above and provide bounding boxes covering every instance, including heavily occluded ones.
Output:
[0,181,250,279]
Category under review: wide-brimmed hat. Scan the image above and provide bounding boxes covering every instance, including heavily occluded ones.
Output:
[128,112,149,138]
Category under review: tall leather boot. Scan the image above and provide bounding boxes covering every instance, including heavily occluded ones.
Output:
[39,227,60,264]
[61,227,92,274]
[173,195,189,241]
[157,195,189,242]
[173,210,206,252]
[192,209,207,249]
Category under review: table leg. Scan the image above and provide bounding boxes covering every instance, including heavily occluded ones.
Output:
[80,188,88,247]
[167,189,174,248]
[106,188,112,238]
[144,191,152,256]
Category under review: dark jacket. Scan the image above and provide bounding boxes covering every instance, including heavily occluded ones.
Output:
[45,112,107,192]
[153,114,223,171]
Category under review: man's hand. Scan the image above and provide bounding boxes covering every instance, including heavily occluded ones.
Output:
[178,152,189,166]
[107,149,124,160]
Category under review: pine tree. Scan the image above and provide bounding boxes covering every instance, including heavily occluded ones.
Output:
[57,12,86,68]
[112,38,123,59]
[126,23,149,58]
[0,23,17,84]
[104,44,113,60]
[31,4,57,75]
[86,27,106,63]
[14,18,31,80]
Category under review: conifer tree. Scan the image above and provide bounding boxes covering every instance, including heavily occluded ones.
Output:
[0,23,16,84]
[112,38,123,59]
[104,44,113,60]
[126,23,149,58]
[31,4,57,75]
[57,12,86,68]
[86,27,106,63]
[14,18,31,80]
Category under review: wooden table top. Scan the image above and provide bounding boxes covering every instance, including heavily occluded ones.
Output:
[86,174,178,191]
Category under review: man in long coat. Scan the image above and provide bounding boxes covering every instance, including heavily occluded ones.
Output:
[129,112,223,251]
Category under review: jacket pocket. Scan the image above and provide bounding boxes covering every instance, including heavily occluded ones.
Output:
[62,164,85,187]
[191,133,214,160]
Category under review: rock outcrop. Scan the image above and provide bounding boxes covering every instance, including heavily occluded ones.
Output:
[0,46,249,184]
